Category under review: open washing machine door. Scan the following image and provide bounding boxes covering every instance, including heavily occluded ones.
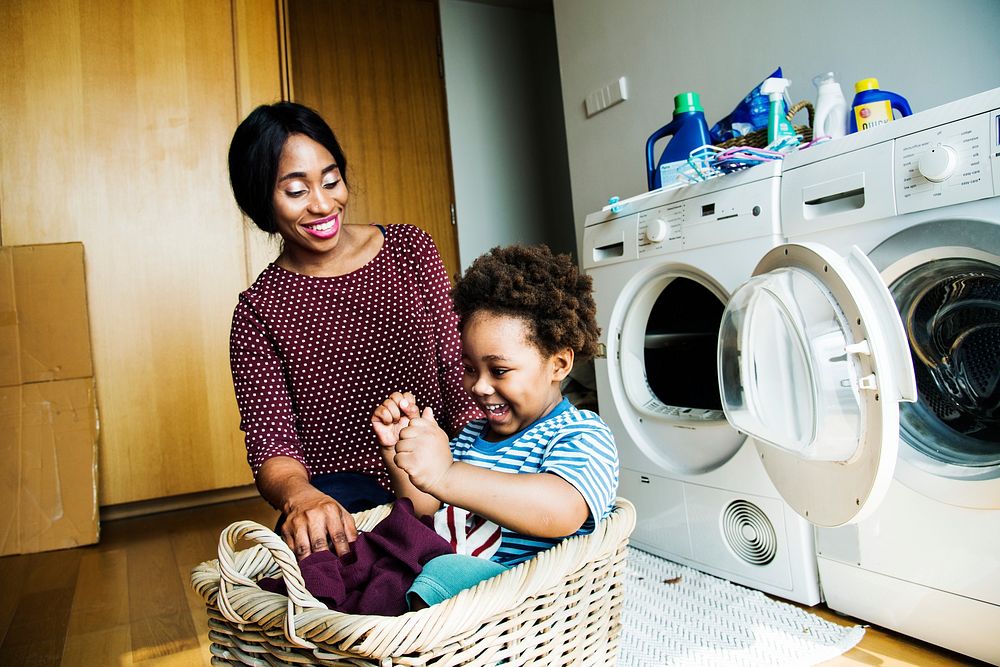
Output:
[718,242,917,527]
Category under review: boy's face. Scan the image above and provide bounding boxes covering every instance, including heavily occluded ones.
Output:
[461,312,572,441]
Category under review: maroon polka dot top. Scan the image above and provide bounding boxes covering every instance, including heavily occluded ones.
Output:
[229,224,482,488]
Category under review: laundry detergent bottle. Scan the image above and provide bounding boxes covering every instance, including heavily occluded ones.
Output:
[849,77,912,133]
[812,72,848,139]
[645,92,712,190]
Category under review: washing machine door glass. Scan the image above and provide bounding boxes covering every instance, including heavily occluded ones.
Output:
[718,243,917,526]
[718,266,860,460]
[892,258,1000,467]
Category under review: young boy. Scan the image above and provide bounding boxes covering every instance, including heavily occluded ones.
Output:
[371,244,619,607]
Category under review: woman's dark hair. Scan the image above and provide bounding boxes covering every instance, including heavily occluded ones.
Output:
[228,102,348,234]
[452,245,601,362]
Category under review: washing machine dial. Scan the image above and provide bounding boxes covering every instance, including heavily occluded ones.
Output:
[646,218,668,242]
[917,143,958,182]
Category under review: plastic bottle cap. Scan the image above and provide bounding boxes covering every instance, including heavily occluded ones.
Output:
[673,92,703,114]
[855,77,880,93]
[813,72,837,87]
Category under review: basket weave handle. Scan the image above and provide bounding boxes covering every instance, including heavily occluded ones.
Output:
[216,520,329,649]
[787,100,815,127]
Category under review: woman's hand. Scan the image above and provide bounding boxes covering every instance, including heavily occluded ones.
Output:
[255,456,358,559]
[280,485,358,559]
[371,391,420,452]
[393,406,454,495]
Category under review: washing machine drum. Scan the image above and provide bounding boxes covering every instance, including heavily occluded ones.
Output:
[893,258,1000,467]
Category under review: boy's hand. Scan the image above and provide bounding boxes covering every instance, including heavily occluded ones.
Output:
[394,406,453,495]
[371,391,420,450]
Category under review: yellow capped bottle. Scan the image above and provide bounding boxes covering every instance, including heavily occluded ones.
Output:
[849,78,912,133]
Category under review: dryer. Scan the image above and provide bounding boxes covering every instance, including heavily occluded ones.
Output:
[582,162,822,605]
[763,86,1000,665]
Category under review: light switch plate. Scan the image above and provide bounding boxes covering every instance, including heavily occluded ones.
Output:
[585,76,628,117]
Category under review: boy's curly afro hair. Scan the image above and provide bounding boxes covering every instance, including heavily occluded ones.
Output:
[452,244,601,362]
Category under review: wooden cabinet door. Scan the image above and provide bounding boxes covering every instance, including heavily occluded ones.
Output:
[0,0,257,504]
[286,0,462,280]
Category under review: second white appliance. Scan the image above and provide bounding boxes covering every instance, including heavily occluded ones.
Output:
[772,87,1000,665]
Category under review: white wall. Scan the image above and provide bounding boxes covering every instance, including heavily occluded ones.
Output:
[552,0,1000,256]
[440,0,576,270]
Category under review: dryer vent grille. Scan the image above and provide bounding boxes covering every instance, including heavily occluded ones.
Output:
[722,500,777,566]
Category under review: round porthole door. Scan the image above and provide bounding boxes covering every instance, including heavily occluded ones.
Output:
[717,242,917,527]
[869,217,1000,509]
[615,267,745,475]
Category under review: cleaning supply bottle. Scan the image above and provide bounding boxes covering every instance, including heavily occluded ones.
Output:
[849,78,912,133]
[645,92,712,190]
[760,77,796,144]
[812,72,848,139]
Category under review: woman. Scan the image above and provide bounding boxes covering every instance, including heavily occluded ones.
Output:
[227,102,481,559]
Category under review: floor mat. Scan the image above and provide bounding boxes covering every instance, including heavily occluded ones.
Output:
[619,548,864,666]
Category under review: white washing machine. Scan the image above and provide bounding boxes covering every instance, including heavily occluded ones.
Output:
[761,87,1000,665]
[582,162,823,605]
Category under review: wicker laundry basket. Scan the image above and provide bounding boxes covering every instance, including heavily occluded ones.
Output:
[191,498,636,666]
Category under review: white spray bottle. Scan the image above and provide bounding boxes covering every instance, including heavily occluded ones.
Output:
[812,72,848,140]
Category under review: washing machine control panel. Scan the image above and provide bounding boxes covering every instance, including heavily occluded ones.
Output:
[895,110,996,214]
[637,206,684,254]
[636,177,781,257]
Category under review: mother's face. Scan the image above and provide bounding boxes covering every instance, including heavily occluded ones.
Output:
[271,132,349,254]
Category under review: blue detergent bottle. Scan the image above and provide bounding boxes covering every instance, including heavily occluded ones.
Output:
[645,92,712,190]
[849,78,912,133]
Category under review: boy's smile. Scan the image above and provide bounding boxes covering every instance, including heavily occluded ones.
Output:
[461,312,572,441]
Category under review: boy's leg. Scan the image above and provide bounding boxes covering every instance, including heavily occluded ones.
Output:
[406,554,508,610]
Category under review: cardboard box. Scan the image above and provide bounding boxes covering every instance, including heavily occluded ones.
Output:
[0,244,93,387]
[0,243,99,555]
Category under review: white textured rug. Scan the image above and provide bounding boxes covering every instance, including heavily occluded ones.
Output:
[618,548,864,666]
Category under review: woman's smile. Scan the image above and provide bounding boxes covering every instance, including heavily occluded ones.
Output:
[303,213,340,238]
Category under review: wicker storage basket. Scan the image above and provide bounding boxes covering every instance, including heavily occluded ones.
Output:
[192,498,636,666]
[714,100,815,149]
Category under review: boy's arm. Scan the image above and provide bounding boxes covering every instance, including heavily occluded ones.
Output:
[394,408,589,537]
[372,392,442,517]
[433,464,589,538]
[380,447,442,518]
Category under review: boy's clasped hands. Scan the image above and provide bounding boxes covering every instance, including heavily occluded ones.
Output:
[372,391,453,495]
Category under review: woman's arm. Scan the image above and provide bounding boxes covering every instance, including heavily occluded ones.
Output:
[406,227,483,436]
[230,297,307,475]
[230,298,356,558]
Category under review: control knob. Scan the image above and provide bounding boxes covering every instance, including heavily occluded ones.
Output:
[917,144,958,183]
[646,218,668,242]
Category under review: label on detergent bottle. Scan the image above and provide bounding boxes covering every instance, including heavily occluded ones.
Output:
[659,159,687,188]
[854,100,893,132]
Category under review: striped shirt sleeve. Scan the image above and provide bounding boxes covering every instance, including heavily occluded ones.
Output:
[538,417,619,530]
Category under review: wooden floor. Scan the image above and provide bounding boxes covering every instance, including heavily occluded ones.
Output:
[0,496,989,666]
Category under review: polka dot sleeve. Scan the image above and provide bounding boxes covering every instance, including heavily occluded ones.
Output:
[396,226,483,435]
[230,294,308,473]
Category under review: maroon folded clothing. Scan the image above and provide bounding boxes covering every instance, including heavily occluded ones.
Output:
[260,498,454,616]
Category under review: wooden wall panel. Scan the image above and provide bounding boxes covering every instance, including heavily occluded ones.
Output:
[287,0,462,279]
[0,0,278,504]
[233,0,287,281]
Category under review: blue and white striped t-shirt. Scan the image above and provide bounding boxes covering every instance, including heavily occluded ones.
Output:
[443,397,619,566]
